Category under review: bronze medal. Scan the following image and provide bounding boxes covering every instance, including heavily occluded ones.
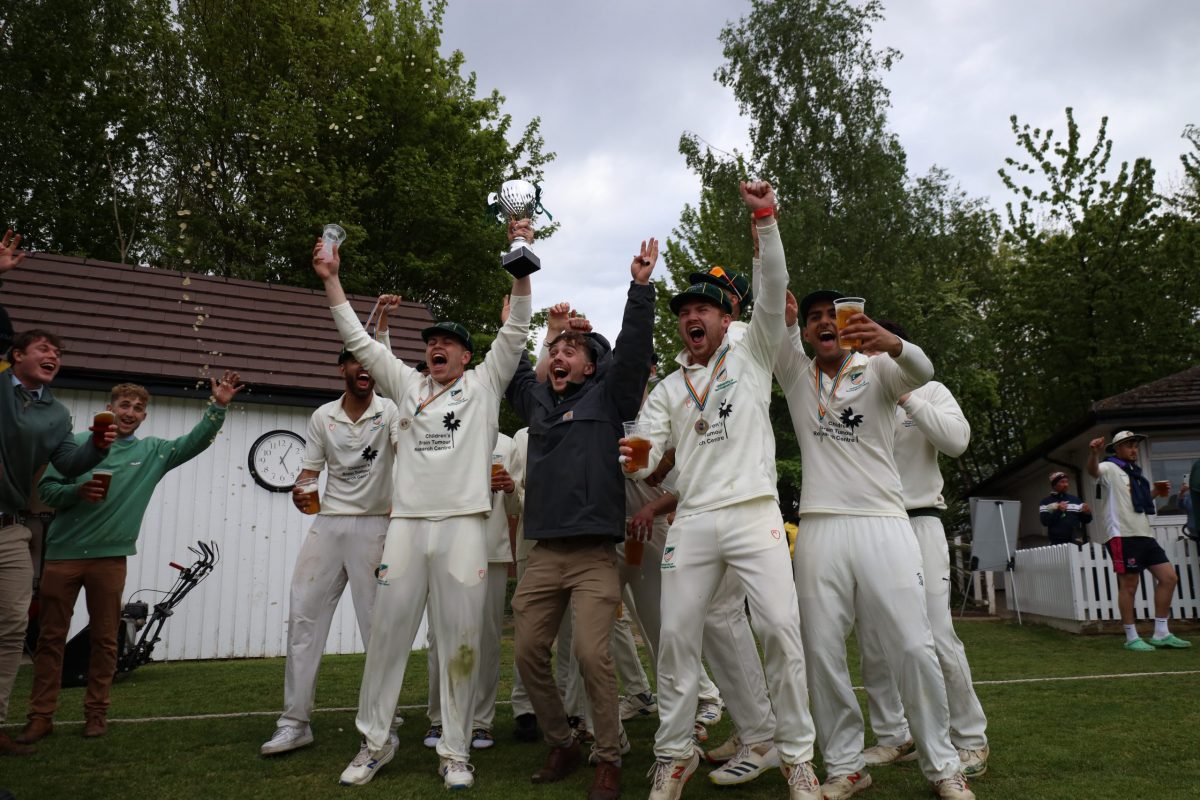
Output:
[694,418,709,435]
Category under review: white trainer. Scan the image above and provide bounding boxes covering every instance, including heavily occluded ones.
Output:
[423,724,443,748]
[704,733,742,764]
[440,757,475,790]
[260,724,313,755]
[933,772,976,800]
[619,690,659,720]
[708,740,780,785]
[647,750,700,800]
[338,732,398,786]
[957,745,989,777]
[695,700,723,726]
[782,760,821,800]
[863,739,917,766]
[821,770,872,800]
[588,723,631,765]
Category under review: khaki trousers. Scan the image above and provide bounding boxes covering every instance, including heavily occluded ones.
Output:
[512,537,621,763]
[29,557,128,720]
[0,523,33,723]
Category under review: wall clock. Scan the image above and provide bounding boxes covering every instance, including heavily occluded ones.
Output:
[248,430,306,492]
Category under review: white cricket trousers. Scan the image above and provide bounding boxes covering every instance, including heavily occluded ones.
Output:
[794,515,959,782]
[655,497,815,763]
[859,515,987,750]
[278,514,388,728]
[428,562,509,729]
[355,515,488,761]
[701,571,776,745]
[611,533,721,705]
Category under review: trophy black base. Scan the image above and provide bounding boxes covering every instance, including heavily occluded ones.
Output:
[502,246,541,278]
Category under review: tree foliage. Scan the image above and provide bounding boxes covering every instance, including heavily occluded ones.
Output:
[0,0,550,333]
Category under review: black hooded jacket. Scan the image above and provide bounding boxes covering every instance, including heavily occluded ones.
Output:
[506,282,655,541]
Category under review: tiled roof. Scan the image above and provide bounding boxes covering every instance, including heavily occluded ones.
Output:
[1091,365,1200,412]
[1,252,433,400]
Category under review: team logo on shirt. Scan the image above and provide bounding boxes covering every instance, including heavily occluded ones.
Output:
[375,564,390,586]
[839,407,864,430]
[361,446,378,462]
[849,369,866,385]
[661,546,677,570]
[770,529,781,540]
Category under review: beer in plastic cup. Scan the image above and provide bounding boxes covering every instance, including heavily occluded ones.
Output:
[834,297,865,351]
[1153,480,1170,498]
[296,477,321,515]
[92,469,113,501]
[623,421,651,471]
[92,411,115,447]
[625,537,645,567]
[491,453,505,478]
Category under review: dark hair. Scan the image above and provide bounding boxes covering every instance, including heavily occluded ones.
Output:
[876,320,910,341]
[11,329,64,353]
[548,331,596,364]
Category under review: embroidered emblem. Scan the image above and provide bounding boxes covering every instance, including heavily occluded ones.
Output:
[839,407,864,430]
[375,564,390,586]
[399,418,412,430]
[771,529,781,540]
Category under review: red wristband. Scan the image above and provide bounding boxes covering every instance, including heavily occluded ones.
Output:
[752,206,776,220]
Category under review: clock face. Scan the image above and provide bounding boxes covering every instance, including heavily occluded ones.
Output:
[248,430,307,492]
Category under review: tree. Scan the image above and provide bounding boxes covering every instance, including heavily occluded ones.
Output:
[667,0,999,500]
[993,109,1200,453]
[0,0,171,262]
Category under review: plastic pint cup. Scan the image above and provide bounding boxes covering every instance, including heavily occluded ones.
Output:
[834,297,865,350]
[491,453,505,478]
[296,477,321,515]
[1153,480,1170,498]
[321,223,346,260]
[92,469,113,501]
[92,411,115,447]
[625,537,645,567]
[623,421,651,471]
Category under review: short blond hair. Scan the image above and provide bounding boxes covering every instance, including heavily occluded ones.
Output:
[110,383,150,405]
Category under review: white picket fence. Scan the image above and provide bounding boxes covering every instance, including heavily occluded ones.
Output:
[1004,520,1199,622]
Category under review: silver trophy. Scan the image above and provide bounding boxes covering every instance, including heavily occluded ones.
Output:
[489,179,543,277]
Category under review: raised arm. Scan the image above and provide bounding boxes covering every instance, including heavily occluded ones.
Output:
[740,182,786,369]
[161,370,243,470]
[606,239,658,420]
[1086,437,1105,479]
[902,381,970,457]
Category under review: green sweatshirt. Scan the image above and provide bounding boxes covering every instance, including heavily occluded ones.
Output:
[38,403,227,560]
[1,366,106,514]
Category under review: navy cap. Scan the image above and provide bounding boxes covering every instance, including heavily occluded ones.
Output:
[798,290,845,322]
[670,282,733,316]
[421,321,474,353]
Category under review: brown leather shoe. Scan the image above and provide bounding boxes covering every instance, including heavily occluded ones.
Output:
[83,715,108,738]
[0,731,36,756]
[531,740,582,784]
[16,717,53,744]
[589,760,622,800]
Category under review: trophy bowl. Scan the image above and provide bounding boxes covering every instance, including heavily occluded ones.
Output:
[491,179,542,277]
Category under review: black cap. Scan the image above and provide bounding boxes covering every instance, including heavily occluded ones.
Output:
[337,348,356,365]
[670,282,733,316]
[415,359,429,374]
[421,321,474,353]
[798,289,845,322]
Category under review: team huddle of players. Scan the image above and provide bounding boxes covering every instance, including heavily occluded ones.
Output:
[267,182,984,800]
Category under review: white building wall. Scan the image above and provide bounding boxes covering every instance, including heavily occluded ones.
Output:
[50,390,425,661]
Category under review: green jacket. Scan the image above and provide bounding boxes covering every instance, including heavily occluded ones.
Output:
[1,366,105,514]
[39,403,227,560]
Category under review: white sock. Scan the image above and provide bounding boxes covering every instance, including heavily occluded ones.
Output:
[1154,618,1170,639]
[1124,625,1140,643]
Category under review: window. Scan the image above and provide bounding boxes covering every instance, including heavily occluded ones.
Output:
[1147,437,1200,514]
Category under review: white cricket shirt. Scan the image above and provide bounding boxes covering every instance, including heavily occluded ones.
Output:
[301,393,400,515]
[893,381,970,511]
[1095,460,1154,541]
[633,222,787,517]
[775,330,934,518]
[330,293,531,519]
[486,432,520,563]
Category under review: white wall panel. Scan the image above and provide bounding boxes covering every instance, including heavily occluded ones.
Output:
[50,390,399,661]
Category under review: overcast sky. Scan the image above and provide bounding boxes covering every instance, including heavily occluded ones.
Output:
[440,0,1200,344]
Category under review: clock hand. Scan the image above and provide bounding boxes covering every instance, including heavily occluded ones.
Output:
[279,443,293,467]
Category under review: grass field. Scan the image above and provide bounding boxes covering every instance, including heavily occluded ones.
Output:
[2,620,1198,799]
